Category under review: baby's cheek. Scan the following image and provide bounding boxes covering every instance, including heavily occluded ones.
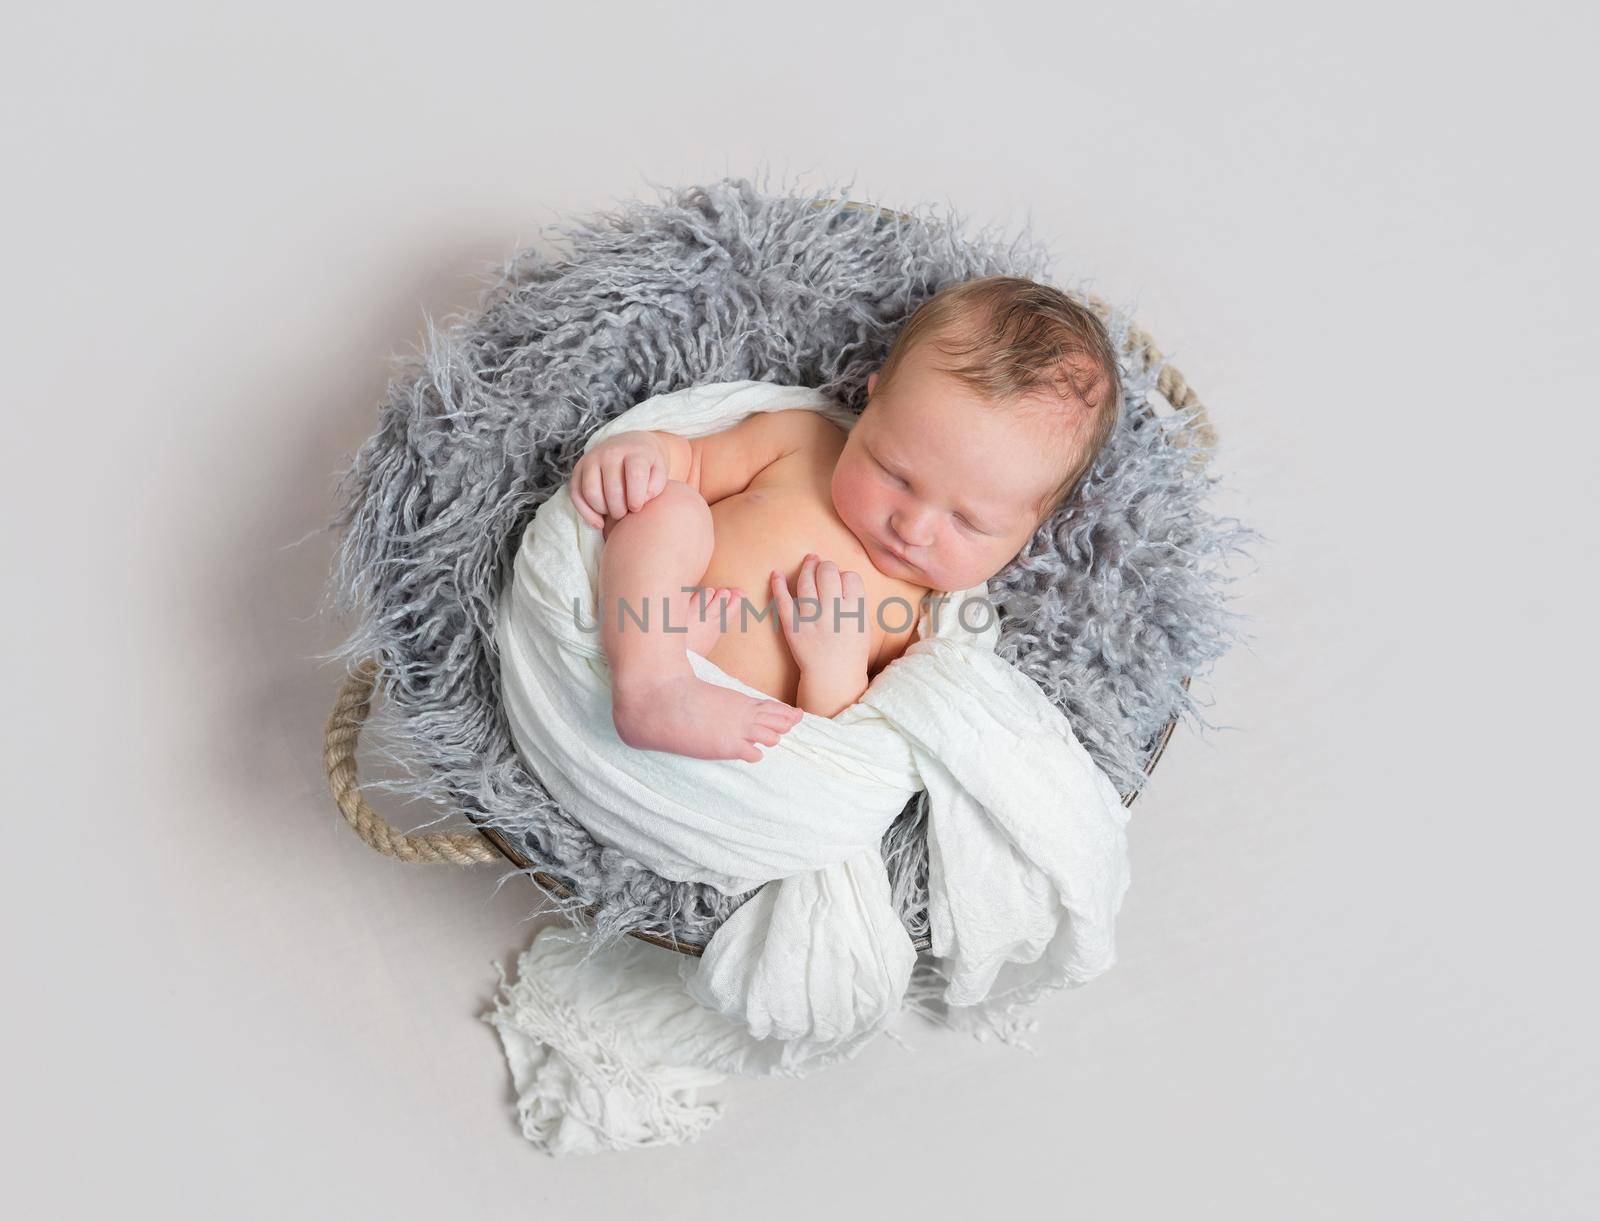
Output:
[944,550,997,592]
[831,470,872,522]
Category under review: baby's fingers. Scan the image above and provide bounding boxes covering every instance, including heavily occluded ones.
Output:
[601,458,629,521]
[813,557,843,598]
[769,568,792,607]
[622,453,655,512]
[573,464,606,529]
[769,569,794,635]
[795,554,818,600]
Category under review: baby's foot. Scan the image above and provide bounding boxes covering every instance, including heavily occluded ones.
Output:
[613,668,804,763]
[682,586,741,659]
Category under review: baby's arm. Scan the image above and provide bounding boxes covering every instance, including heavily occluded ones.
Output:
[771,554,871,718]
[572,409,830,529]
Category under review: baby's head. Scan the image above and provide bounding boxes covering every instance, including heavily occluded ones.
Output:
[832,275,1122,593]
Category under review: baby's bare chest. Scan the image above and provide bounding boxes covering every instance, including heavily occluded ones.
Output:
[708,480,922,633]
[699,465,924,700]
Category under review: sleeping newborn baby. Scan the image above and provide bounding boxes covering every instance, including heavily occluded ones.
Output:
[569,275,1123,762]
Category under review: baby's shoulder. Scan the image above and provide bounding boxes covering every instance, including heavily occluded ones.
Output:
[745,408,847,483]
[759,406,848,446]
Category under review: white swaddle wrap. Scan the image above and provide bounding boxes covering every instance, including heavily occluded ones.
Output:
[488,381,1131,1152]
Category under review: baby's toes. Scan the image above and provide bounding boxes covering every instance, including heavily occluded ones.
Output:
[754,702,803,731]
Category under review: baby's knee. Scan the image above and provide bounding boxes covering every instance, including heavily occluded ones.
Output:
[646,478,712,522]
[601,479,713,547]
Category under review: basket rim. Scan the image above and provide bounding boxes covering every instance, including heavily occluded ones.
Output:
[324,193,1216,958]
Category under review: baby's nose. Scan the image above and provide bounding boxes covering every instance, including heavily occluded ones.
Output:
[891,510,935,547]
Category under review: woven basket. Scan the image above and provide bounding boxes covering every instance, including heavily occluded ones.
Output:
[323,199,1214,957]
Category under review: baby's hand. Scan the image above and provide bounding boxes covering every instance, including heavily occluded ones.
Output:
[770,554,872,680]
[570,431,670,530]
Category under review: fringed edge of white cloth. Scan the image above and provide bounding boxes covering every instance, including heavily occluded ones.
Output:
[482,922,908,1156]
[482,929,725,1155]
[482,921,1057,1156]
[901,957,1047,1053]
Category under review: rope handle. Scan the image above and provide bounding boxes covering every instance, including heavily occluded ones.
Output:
[1089,293,1216,451]
[323,660,498,865]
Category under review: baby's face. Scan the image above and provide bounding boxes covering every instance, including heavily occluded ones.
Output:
[830,341,1074,593]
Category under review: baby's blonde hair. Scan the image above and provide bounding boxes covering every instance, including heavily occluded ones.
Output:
[871,275,1122,520]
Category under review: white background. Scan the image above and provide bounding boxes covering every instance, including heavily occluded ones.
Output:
[4,2,1596,1216]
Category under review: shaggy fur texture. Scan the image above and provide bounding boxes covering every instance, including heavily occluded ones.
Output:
[325,176,1255,951]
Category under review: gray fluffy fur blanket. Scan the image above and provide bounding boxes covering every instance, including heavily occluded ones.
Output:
[325,176,1255,950]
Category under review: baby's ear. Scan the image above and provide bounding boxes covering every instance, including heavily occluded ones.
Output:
[866,371,878,397]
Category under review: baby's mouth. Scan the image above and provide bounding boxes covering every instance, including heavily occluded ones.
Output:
[876,538,918,569]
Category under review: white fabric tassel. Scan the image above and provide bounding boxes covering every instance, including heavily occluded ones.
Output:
[482,927,724,1154]
[482,923,886,1155]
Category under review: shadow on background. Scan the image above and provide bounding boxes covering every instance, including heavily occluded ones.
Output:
[194,229,573,975]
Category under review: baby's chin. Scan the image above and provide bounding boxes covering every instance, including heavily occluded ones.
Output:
[882,554,979,595]
[839,514,967,590]
[857,533,926,582]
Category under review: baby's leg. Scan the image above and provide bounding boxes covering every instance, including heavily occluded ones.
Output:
[599,480,802,762]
